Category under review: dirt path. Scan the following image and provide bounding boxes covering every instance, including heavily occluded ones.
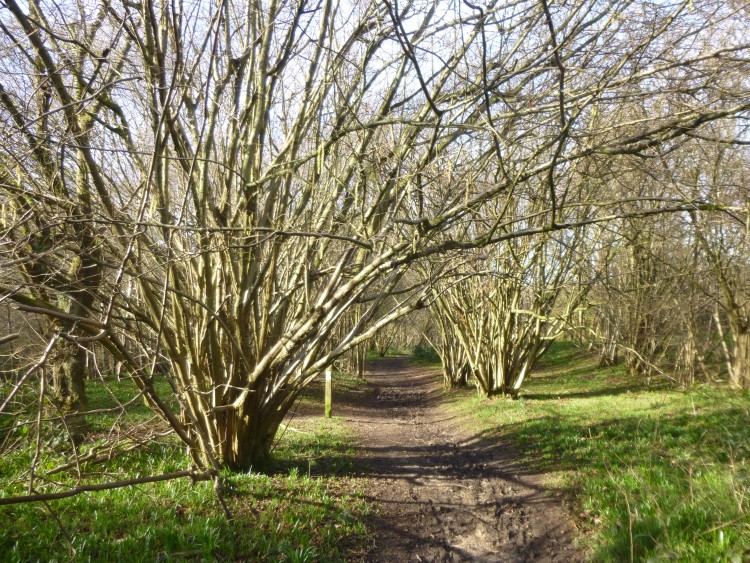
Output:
[341,357,582,562]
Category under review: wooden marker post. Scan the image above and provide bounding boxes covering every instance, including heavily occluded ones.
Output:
[324,370,332,418]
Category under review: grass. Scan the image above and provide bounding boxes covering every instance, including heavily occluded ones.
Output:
[2,464,369,561]
[365,346,412,361]
[451,341,750,562]
[12,343,747,560]
[0,375,370,561]
[409,343,441,366]
[272,416,361,477]
[294,368,370,414]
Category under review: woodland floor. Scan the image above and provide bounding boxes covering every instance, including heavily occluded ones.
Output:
[333,357,583,562]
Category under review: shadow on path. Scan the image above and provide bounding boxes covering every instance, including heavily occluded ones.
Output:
[337,357,582,563]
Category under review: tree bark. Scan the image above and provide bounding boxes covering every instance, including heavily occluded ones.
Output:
[730,329,750,390]
[50,339,87,410]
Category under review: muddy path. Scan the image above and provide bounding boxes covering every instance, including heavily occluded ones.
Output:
[340,357,582,562]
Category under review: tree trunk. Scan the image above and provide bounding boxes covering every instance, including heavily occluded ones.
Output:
[218,401,286,471]
[50,339,87,410]
[730,329,750,390]
[597,316,620,366]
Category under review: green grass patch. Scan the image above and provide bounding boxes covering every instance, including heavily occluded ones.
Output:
[409,343,441,366]
[452,341,750,562]
[295,369,370,414]
[272,416,361,476]
[1,377,370,561]
[2,465,369,562]
[365,347,411,360]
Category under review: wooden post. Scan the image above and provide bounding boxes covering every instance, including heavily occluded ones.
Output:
[324,370,332,418]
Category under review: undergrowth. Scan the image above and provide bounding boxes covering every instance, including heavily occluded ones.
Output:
[0,376,369,561]
[452,341,750,562]
[365,347,411,360]
[410,343,441,366]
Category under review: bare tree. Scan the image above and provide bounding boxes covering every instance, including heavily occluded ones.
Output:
[581,123,749,387]
[431,216,590,397]
[682,143,750,389]
[1,0,749,477]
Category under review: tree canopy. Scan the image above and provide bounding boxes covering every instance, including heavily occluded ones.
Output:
[1,0,748,473]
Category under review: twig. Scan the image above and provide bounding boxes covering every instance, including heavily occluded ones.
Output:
[540,0,569,224]
[29,362,46,495]
[697,513,750,537]
[14,304,105,329]
[622,484,634,563]
[46,429,174,475]
[0,469,212,506]
[41,500,77,558]
[213,475,234,521]
[0,333,20,345]
[281,425,314,435]
[0,332,59,414]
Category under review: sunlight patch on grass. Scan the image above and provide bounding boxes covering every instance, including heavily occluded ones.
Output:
[1,378,369,561]
[452,341,750,561]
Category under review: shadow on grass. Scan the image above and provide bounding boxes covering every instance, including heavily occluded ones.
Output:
[521,379,667,400]
[491,405,749,473]
[458,344,750,562]
[2,469,368,562]
[1,375,370,562]
[1,437,367,563]
[503,406,749,560]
